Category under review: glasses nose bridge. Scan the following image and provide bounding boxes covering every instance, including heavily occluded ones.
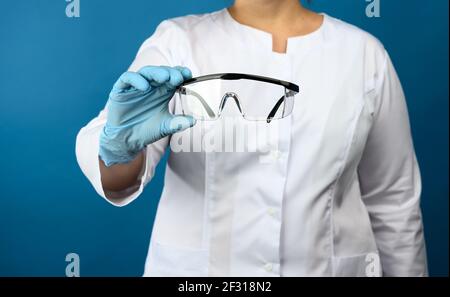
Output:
[219,92,243,116]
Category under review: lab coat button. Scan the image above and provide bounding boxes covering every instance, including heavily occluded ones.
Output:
[268,207,276,216]
[271,150,282,160]
[264,263,273,272]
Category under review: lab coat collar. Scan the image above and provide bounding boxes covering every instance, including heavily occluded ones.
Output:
[212,8,330,55]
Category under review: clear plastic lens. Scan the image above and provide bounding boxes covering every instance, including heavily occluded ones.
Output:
[176,78,297,121]
[178,80,222,120]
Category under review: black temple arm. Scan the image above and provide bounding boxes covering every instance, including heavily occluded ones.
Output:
[177,87,216,118]
[266,95,285,123]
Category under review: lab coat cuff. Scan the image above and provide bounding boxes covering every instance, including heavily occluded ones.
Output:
[76,123,148,207]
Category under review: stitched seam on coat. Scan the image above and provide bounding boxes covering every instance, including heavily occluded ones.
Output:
[328,102,366,276]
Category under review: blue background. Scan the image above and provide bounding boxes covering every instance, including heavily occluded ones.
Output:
[0,0,448,276]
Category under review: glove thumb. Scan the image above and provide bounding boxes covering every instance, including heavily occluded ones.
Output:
[162,115,196,135]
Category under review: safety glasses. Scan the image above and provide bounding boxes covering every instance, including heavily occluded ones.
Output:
[175,73,299,123]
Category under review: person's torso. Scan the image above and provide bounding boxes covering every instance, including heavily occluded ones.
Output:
[144,9,384,277]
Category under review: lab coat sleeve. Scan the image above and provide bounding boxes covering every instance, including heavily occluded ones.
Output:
[358,51,428,276]
[75,20,182,207]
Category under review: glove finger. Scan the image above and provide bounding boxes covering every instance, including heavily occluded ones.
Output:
[160,66,185,89]
[174,66,193,80]
[112,71,150,92]
[161,115,196,136]
[138,66,170,87]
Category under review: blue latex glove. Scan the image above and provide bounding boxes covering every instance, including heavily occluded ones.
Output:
[99,66,195,166]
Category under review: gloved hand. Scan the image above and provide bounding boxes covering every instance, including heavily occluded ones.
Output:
[99,66,195,167]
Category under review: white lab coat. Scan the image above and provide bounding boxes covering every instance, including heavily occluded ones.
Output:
[76,9,427,276]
